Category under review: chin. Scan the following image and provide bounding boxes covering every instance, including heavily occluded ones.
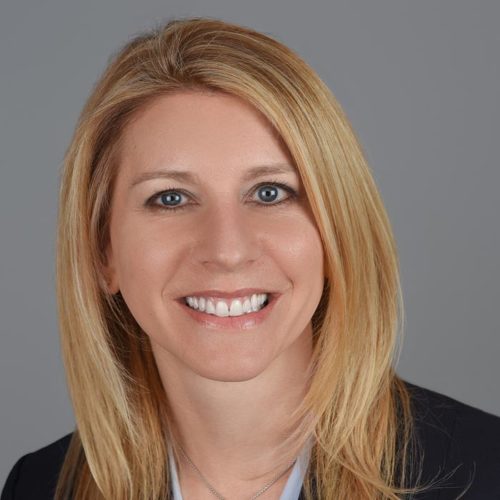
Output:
[188,355,273,383]
[196,370,263,383]
[149,329,285,383]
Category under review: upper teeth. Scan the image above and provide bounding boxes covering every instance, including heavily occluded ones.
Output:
[185,293,269,317]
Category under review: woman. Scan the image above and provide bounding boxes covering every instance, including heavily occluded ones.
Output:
[2,16,499,500]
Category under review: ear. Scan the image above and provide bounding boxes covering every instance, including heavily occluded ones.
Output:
[100,243,120,295]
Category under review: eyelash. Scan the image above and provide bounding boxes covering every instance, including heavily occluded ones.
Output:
[145,180,298,213]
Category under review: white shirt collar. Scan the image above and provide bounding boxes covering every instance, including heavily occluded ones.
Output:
[168,437,313,500]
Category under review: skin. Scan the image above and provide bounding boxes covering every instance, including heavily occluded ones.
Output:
[104,90,325,499]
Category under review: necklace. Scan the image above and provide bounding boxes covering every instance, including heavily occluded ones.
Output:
[177,444,297,500]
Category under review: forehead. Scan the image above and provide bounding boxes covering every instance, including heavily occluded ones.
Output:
[117,91,294,177]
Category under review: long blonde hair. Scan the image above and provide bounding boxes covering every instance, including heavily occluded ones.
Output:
[55,16,435,499]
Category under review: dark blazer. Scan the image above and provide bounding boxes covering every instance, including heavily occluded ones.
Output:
[2,380,500,499]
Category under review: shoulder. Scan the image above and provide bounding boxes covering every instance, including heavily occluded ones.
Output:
[401,379,500,499]
[4,387,499,500]
[1,432,73,500]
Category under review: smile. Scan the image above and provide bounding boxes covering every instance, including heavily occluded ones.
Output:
[176,293,279,331]
[184,293,270,318]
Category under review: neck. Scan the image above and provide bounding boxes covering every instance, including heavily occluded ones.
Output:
[152,326,313,495]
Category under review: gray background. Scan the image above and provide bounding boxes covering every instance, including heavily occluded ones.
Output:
[1,0,499,487]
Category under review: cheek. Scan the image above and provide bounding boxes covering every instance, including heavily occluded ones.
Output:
[271,214,325,317]
[111,207,324,297]
[269,213,324,274]
[112,218,186,295]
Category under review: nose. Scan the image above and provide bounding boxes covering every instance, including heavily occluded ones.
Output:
[196,201,262,271]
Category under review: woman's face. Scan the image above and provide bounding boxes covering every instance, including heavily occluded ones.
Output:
[104,91,325,382]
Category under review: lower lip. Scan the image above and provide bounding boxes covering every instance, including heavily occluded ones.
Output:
[176,294,280,330]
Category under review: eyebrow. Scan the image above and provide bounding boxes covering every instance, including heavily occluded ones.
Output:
[130,163,297,189]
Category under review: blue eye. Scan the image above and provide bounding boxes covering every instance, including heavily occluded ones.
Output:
[253,181,299,204]
[146,181,298,212]
[256,184,282,203]
[157,191,185,209]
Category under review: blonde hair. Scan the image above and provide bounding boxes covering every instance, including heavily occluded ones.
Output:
[55,16,437,499]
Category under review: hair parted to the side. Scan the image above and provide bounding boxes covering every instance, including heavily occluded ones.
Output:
[55,16,441,499]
